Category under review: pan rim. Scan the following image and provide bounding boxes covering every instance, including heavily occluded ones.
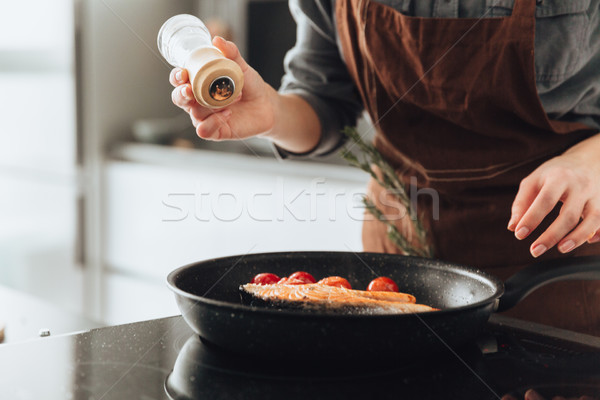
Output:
[166,251,505,319]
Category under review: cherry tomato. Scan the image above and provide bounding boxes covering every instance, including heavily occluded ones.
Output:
[277,277,306,285]
[251,273,280,285]
[288,271,316,284]
[367,277,399,292]
[317,276,352,289]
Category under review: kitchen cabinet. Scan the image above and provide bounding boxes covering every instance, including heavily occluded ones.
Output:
[102,143,368,324]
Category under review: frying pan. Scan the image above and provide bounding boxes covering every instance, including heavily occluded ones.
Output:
[167,252,600,360]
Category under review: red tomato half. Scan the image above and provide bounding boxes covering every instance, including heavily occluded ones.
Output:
[367,277,399,292]
[317,276,352,289]
[288,271,316,284]
[251,273,280,285]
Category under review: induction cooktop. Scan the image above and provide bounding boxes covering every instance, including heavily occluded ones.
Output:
[0,315,598,400]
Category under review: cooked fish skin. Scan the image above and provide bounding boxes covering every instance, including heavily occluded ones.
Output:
[240,283,437,314]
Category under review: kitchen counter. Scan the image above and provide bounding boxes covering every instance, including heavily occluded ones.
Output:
[0,314,598,400]
[0,285,102,344]
[109,141,366,181]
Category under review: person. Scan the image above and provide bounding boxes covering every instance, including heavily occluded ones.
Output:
[169,0,600,335]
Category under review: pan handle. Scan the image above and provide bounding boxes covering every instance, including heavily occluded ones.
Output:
[496,255,600,312]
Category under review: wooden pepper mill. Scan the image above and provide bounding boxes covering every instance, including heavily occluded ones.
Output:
[158,14,244,109]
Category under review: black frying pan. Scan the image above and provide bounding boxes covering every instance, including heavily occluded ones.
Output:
[167,252,600,361]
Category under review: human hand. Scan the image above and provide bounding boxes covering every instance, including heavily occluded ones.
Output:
[508,137,600,257]
[501,388,598,400]
[169,36,277,141]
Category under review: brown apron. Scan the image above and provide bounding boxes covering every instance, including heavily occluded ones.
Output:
[335,0,600,335]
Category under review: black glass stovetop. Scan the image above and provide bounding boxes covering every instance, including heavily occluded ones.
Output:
[0,314,598,400]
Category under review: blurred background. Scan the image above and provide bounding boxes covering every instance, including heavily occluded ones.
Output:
[0,0,368,335]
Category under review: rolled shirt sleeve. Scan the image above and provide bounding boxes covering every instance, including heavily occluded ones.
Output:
[275,0,363,159]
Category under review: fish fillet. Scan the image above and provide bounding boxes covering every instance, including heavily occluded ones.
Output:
[240,283,437,314]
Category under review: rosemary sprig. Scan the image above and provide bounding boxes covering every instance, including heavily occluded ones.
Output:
[340,126,433,258]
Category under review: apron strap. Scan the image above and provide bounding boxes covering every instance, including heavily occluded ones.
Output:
[512,0,537,18]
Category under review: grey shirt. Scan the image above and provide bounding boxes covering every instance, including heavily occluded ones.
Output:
[278,0,600,157]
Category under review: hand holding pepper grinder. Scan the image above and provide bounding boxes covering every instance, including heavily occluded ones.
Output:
[158,14,244,109]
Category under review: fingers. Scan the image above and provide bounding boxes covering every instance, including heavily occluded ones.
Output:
[506,389,596,400]
[195,109,232,140]
[171,84,196,111]
[213,36,250,72]
[171,84,215,122]
[512,172,600,257]
[513,181,567,241]
[525,389,547,400]
[503,389,596,400]
[529,198,585,257]
[556,203,600,253]
[509,178,540,231]
[171,83,232,140]
[170,68,199,115]
[169,68,188,87]
[168,42,272,142]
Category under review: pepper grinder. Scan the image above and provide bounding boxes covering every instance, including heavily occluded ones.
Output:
[158,14,244,109]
